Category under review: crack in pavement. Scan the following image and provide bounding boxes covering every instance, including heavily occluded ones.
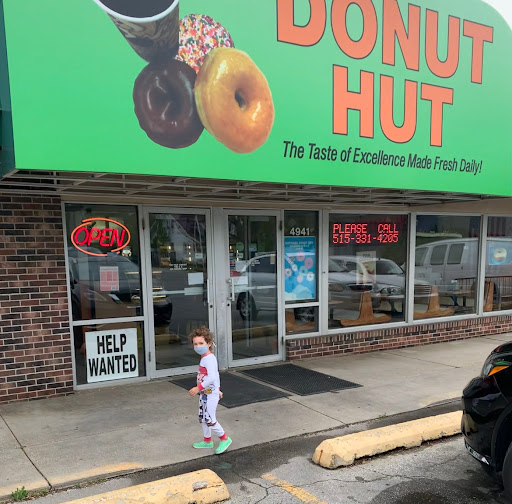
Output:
[385,351,462,368]
[285,395,348,426]
[230,468,269,491]
[253,485,270,504]
[0,412,51,489]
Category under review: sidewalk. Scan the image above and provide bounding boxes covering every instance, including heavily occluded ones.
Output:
[1,333,510,500]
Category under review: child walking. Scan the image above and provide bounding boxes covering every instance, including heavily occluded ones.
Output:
[188,326,232,455]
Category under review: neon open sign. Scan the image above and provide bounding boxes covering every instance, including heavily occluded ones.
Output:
[71,218,131,257]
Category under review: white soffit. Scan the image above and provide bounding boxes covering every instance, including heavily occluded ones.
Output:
[0,169,505,208]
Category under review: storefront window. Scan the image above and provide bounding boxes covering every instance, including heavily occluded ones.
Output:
[66,204,146,386]
[284,211,319,333]
[485,217,512,312]
[65,204,142,321]
[414,215,481,319]
[328,214,408,328]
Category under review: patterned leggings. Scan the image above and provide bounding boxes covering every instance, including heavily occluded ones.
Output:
[199,393,225,439]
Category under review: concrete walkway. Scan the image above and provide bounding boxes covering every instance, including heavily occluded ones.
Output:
[0,334,509,500]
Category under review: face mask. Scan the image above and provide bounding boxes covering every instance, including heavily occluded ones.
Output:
[194,345,209,356]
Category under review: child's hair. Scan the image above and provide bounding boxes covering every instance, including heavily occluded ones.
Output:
[189,326,214,345]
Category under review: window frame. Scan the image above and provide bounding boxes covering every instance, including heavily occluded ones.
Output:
[63,201,148,392]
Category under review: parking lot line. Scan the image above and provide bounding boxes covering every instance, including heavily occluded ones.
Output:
[262,473,328,504]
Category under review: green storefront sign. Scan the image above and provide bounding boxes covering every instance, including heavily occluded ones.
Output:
[0,0,511,195]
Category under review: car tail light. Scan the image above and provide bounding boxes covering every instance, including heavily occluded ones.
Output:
[488,365,510,377]
[482,359,511,378]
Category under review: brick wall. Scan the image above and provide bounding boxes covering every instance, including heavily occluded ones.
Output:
[0,195,73,404]
[286,315,512,360]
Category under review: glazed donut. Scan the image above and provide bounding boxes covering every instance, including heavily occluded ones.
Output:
[133,58,203,148]
[177,14,234,73]
[194,48,274,153]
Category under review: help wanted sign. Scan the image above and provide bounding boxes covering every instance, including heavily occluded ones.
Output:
[86,328,139,383]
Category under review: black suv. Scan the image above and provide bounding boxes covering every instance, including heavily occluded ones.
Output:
[461,342,512,498]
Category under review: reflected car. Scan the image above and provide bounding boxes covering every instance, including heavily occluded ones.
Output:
[234,252,316,321]
[330,255,405,296]
[330,256,430,312]
[233,252,278,320]
[327,257,376,309]
[68,247,173,328]
[363,257,406,295]
[461,342,512,499]
[235,252,380,321]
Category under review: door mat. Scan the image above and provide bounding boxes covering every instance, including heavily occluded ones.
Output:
[239,364,362,396]
[170,372,289,408]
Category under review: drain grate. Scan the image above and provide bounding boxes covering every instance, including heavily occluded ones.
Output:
[239,363,362,396]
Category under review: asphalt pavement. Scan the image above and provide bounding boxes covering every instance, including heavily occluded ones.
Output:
[4,413,505,504]
[0,333,510,501]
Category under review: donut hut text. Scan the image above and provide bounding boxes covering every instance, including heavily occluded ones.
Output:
[277,0,493,148]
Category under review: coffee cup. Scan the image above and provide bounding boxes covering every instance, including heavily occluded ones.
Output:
[92,0,180,62]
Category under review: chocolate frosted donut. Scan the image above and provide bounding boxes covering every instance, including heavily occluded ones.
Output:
[133,59,203,148]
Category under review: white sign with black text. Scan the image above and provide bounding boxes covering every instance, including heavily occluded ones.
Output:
[86,328,139,383]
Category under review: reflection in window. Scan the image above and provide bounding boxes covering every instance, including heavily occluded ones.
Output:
[328,214,408,329]
[149,213,208,370]
[249,256,276,274]
[485,217,512,312]
[229,215,279,360]
[65,204,142,322]
[415,247,427,266]
[447,244,465,265]
[414,215,481,319]
[431,245,447,265]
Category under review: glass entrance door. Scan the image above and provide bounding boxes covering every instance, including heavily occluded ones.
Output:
[144,209,213,376]
[225,212,282,366]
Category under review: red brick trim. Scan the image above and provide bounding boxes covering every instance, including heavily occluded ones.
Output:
[0,195,73,404]
[286,316,512,360]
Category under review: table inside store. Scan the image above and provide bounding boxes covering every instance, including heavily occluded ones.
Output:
[438,288,473,307]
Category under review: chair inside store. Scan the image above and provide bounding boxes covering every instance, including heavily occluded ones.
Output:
[340,291,392,327]
[413,285,455,319]
[285,310,315,333]
[483,280,495,312]
[484,276,512,311]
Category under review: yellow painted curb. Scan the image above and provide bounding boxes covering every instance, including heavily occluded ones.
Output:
[61,469,229,504]
[50,463,144,487]
[313,411,462,469]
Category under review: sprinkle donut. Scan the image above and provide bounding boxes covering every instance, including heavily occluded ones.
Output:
[176,14,234,73]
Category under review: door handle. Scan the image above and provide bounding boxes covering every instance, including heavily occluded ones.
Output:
[227,278,235,302]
